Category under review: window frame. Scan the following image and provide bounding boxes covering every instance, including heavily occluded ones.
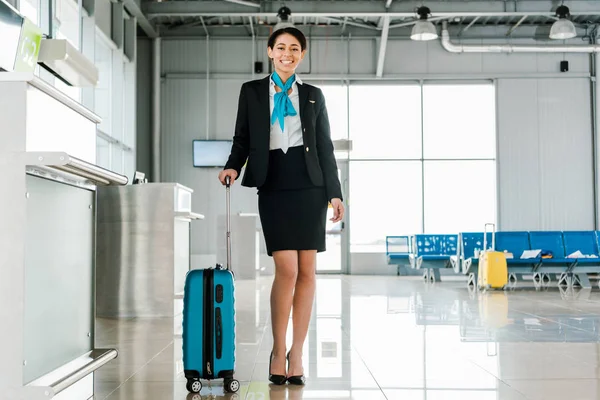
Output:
[339,80,498,252]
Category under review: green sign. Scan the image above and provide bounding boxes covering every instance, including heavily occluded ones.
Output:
[14,17,42,72]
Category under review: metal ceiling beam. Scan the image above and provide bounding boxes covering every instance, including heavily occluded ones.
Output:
[248,16,254,36]
[166,19,204,31]
[379,0,394,28]
[389,16,448,29]
[223,0,260,9]
[459,16,480,36]
[144,1,600,19]
[507,15,528,36]
[324,17,378,30]
[122,0,158,38]
[200,17,209,36]
[376,16,390,78]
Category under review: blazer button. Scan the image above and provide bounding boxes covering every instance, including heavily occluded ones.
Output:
[306,146,309,152]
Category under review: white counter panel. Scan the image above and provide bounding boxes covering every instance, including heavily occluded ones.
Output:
[26,85,96,164]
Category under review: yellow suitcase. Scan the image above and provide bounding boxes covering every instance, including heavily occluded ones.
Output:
[478,223,508,290]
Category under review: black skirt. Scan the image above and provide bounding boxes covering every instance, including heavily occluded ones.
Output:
[258,146,328,256]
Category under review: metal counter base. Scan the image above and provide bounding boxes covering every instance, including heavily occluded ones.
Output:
[96,183,204,318]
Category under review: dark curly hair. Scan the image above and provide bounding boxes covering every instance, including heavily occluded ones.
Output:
[267,27,307,51]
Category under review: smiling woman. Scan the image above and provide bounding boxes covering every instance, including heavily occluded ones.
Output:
[266,27,307,81]
[218,26,345,388]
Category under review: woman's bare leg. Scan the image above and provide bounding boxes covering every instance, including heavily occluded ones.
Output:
[270,250,298,375]
[287,250,317,376]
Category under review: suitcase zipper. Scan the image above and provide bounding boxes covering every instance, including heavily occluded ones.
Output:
[203,269,215,379]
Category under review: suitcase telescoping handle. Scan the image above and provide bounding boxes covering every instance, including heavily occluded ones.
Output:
[483,223,496,252]
[225,176,232,271]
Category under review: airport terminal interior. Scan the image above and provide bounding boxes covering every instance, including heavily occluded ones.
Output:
[3,0,600,399]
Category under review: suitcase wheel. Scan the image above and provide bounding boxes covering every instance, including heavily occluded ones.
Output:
[186,378,202,393]
[225,379,240,393]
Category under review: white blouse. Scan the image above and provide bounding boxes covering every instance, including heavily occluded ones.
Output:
[269,75,304,153]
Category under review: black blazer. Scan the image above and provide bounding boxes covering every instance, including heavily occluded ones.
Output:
[224,76,343,202]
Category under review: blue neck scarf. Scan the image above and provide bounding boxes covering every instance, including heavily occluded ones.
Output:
[271,73,297,131]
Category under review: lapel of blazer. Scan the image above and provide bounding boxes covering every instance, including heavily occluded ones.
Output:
[297,81,310,143]
[298,82,310,123]
[259,76,270,137]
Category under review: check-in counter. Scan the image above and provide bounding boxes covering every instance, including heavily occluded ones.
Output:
[0,74,121,399]
[96,183,204,318]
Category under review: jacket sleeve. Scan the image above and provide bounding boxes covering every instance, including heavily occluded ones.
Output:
[224,83,250,176]
[315,88,343,202]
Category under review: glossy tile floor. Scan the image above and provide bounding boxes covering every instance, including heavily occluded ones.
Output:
[94,275,600,400]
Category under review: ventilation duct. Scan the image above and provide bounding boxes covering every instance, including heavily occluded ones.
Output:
[441,22,600,54]
[37,39,99,86]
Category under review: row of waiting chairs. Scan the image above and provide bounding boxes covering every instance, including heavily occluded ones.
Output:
[386,231,600,287]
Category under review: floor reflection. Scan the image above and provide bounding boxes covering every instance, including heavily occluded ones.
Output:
[95,275,600,400]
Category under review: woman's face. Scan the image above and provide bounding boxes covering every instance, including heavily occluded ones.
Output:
[268,33,306,76]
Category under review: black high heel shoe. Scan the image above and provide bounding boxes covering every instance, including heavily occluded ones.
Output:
[269,351,287,385]
[286,352,306,385]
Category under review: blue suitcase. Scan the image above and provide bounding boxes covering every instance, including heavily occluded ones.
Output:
[182,179,239,394]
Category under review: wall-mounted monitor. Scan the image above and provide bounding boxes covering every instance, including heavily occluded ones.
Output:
[193,140,232,167]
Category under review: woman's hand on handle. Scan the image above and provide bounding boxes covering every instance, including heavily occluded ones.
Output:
[330,198,344,223]
[219,169,238,186]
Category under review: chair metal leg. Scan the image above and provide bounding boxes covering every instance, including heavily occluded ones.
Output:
[422,269,440,283]
[558,272,571,287]
[575,273,591,289]
[467,273,477,287]
[542,273,551,284]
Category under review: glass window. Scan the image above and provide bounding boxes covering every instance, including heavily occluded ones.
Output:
[95,33,112,135]
[424,160,496,233]
[111,145,124,174]
[123,61,136,147]
[319,84,348,141]
[111,49,124,142]
[19,0,39,25]
[349,84,422,160]
[55,0,80,50]
[349,161,422,252]
[423,83,496,159]
[124,150,135,181]
[96,136,110,169]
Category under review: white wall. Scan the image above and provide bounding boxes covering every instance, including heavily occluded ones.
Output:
[141,35,596,274]
[160,36,591,77]
[497,78,594,231]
